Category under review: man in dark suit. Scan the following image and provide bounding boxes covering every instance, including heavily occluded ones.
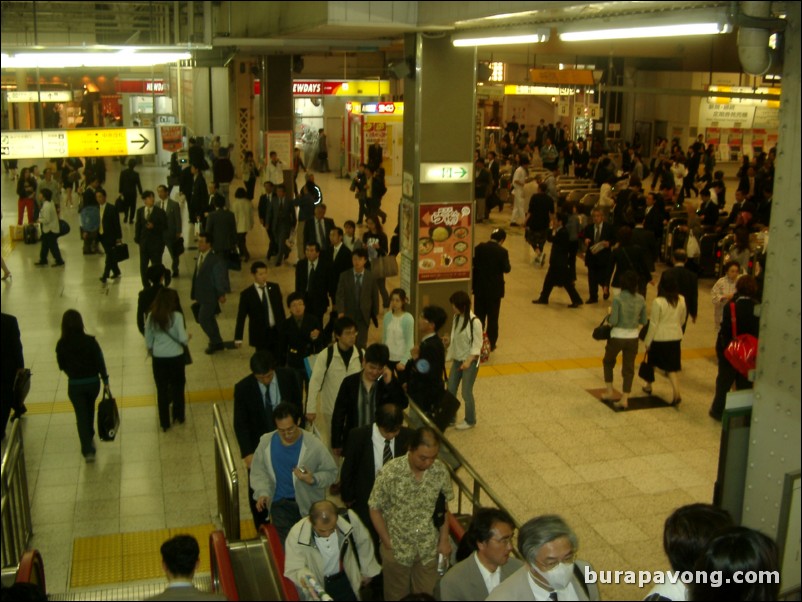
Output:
[1,312,25,438]
[367,142,382,172]
[156,185,182,277]
[330,343,407,456]
[697,187,720,228]
[96,188,122,283]
[257,180,277,259]
[532,213,584,308]
[81,175,101,254]
[473,228,511,351]
[303,203,335,252]
[190,231,230,354]
[234,261,285,358]
[525,182,555,264]
[204,195,237,256]
[134,190,167,287]
[278,291,325,380]
[340,402,413,563]
[137,265,180,335]
[582,208,615,303]
[335,248,378,349]
[402,305,448,414]
[643,191,665,249]
[149,535,226,601]
[662,249,699,329]
[118,159,143,224]
[188,162,207,242]
[233,350,304,528]
[202,181,225,233]
[265,184,295,266]
[295,242,331,323]
[632,213,659,274]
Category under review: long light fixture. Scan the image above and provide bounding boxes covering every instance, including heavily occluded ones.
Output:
[1,46,197,69]
[559,11,732,42]
[453,27,550,47]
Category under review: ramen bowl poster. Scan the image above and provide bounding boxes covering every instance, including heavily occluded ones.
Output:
[417,203,472,282]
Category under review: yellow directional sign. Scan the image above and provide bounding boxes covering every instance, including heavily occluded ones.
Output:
[0,127,156,159]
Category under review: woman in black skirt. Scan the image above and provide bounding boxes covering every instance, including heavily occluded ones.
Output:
[642,272,687,405]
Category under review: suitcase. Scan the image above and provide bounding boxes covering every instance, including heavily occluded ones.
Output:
[97,387,120,441]
[23,224,40,244]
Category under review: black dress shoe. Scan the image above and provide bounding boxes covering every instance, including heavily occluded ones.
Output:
[585,298,598,304]
[100,277,108,283]
[568,301,583,308]
[34,261,48,267]
[532,299,548,305]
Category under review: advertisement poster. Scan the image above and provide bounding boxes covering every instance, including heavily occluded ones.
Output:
[400,198,415,259]
[160,125,183,152]
[418,203,472,282]
[363,121,387,149]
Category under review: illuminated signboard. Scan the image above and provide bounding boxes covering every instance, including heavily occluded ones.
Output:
[420,163,473,183]
[7,90,72,102]
[504,84,575,96]
[255,79,391,97]
[115,80,168,94]
[349,102,404,116]
[1,127,156,159]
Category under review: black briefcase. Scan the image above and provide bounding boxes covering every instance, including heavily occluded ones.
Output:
[429,390,461,432]
[113,243,130,262]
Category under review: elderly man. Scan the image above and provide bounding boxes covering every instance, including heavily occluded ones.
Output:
[284,499,381,601]
[250,402,338,545]
[435,508,522,601]
[486,514,600,601]
[369,426,454,600]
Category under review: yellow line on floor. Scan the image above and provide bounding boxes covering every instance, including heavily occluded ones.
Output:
[26,350,715,416]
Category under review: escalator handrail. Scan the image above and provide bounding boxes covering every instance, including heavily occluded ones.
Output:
[259,524,300,601]
[209,531,239,602]
[15,549,45,589]
[447,512,465,543]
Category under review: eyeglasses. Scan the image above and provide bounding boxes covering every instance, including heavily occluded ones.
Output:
[535,552,576,572]
[276,425,298,436]
[489,535,514,546]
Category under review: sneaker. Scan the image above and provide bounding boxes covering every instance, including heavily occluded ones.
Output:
[455,421,475,430]
[84,453,96,463]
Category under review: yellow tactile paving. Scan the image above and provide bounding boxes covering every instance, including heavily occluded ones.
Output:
[122,529,171,556]
[70,556,122,588]
[492,363,529,375]
[122,553,163,582]
[73,533,122,561]
[546,358,583,370]
[240,519,258,540]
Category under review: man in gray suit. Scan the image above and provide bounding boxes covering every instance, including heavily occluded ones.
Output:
[204,195,238,257]
[156,185,182,277]
[147,535,226,601]
[190,232,230,354]
[486,514,600,601]
[265,183,296,267]
[435,508,522,601]
[335,247,378,349]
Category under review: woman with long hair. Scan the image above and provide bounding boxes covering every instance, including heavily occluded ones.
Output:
[383,288,414,372]
[145,288,189,431]
[16,166,36,225]
[642,272,687,405]
[602,270,647,410]
[363,216,390,308]
[56,310,110,462]
[445,291,483,430]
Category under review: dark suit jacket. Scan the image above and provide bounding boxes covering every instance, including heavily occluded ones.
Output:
[98,202,122,243]
[303,217,336,250]
[278,313,325,369]
[473,240,511,299]
[258,192,274,228]
[663,265,699,320]
[336,269,378,326]
[159,198,182,244]
[340,424,413,524]
[295,257,331,319]
[643,204,665,240]
[233,370,304,458]
[118,168,142,201]
[146,583,226,601]
[234,282,285,350]
[331,373,408,451]
[631,227,658,272]
[582,221,615,268]
[545,226,573,283]
[1,314,24,410]
[134,205,167,253]
[137,284,184,335]
[189,173,207,221]
[404,334,446,413]
[324,244,353,301]
[266,194,296,235]
[697,199,720,227]
[205,208,237,253]
[487,159,500,189]
[190,251,230,304]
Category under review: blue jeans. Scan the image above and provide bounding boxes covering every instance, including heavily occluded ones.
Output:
[68,381,100,457]
[447,360,478,425]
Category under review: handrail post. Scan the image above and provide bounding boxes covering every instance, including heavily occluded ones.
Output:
[1,420,32,570]
[213,403,240,541]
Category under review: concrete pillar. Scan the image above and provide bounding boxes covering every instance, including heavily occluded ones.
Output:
[15,70,32,129]
[400,33,477,332]
[265,55,294,192]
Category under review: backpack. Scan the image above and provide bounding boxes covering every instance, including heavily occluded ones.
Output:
[469,317,491,365]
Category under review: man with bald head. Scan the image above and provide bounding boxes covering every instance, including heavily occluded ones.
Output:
[284,499,380,601]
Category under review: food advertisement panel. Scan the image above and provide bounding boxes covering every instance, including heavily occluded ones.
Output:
[417,203,472,282]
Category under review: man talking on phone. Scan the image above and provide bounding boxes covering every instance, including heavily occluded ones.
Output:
[250,402,338,546]
[330,343,407,458]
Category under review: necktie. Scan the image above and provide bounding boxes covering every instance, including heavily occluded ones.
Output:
[146,207,151,221]
[318,220,326,248]
[595,225,600,243]
[198,252,205,269]
[355,273,363,299]
[99,205,104,234]
[263,385,271,411]
[382,439,392,465]
[260,285,268,313]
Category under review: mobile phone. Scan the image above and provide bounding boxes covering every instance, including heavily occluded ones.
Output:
[298,466,308,474]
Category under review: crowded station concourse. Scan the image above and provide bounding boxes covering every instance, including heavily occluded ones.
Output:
[0,2,798,600]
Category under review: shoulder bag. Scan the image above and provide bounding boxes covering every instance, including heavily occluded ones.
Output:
[592,315,612,341]
[724,302,758,377]
[97,385,120,441]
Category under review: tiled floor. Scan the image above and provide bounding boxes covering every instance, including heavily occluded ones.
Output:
[1,160,729,599]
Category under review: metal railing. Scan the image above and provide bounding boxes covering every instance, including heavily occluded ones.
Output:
[209,531,239,601]
[405,400,522,530]
[1,420,32,570]
[213,403,240,541]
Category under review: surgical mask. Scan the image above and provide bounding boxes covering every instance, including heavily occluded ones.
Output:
[539,562,574,591]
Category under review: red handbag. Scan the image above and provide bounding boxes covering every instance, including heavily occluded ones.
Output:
[724,302,758,377]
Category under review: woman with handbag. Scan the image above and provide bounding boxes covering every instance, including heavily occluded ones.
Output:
[641,272,687,407]
[145,288,190,432]
[56,310,110,462]
[363,216,391,308]
[445,291,483,430]
[711,261,742,330]
[601,270,647,409]
[709,275,760,421]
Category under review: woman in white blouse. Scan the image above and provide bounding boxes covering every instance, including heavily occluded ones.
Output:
[445,291,483,430]
[711,260,741,330]
[382,288,414,372]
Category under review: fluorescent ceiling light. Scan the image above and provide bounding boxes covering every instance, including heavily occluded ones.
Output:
[453,28,549,47]
[2,48,193,68]
[560,21,731,42]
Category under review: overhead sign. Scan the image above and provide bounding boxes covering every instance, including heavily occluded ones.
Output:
[7,90,72,103]
[0,127,156,159]
[504,84,573,96]
[7,91,39,102]
[698,102,756,128]
[255,79,391,97]
[115,80,167,94]
[359,102,403,115]
[420,163,473,183]
[529,69,595,86]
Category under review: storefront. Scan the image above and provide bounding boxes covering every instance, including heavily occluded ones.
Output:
[345,100,404,183]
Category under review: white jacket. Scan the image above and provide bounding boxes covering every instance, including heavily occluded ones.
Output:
[284,509,381,600]
[39,200,59,234]
[644,296,687,346]
[446,312,483,363]
[306,345,364,416]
